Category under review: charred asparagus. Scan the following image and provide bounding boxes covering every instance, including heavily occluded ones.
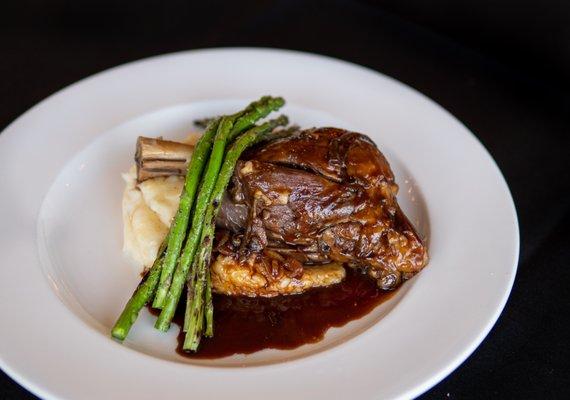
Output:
[154,97,285,330]
[185,116,289,350]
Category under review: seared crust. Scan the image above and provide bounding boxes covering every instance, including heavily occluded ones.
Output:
[211,254,346,297]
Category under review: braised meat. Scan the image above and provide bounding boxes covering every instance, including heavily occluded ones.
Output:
[218,127,428,290]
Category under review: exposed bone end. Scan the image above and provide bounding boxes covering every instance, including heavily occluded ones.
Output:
[135,136,194,182]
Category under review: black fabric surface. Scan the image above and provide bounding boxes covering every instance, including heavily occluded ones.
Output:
[1,1,569,399]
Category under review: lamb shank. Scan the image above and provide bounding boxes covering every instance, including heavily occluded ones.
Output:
[136,127,428,296]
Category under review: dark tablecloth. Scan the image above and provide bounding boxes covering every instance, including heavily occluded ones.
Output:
[1,1,568,398]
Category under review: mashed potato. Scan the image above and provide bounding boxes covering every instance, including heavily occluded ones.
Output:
[122,166,184,268]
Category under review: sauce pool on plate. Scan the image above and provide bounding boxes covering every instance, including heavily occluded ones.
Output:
[150,268,396,359]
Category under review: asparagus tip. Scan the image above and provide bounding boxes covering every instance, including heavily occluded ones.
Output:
[111,327,126,341]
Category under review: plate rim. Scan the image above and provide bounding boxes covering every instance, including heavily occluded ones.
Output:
[0,47,519,400]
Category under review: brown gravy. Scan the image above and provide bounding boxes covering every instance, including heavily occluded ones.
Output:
[148,268,396,359]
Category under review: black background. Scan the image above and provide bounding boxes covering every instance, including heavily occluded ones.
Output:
[1,1,569,399]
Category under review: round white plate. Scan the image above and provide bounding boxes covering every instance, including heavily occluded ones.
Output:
[0,48,518,400]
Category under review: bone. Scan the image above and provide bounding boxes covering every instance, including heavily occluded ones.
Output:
[135,136,193,181]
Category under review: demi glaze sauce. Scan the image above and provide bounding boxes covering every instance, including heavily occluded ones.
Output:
[149,268,396,359]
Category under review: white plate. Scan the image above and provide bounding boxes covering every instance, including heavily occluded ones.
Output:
[0,48,519,399]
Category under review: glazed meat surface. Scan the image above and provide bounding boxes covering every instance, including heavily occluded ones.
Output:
[218,127,428,290]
